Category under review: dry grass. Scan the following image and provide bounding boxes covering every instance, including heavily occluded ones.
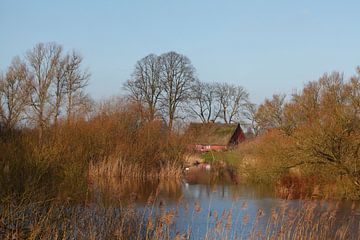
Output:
[89,156,183,182]
[0,101,187,202]
[1,197,359,240]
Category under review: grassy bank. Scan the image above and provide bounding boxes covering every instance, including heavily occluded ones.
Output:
[201,151,239,166]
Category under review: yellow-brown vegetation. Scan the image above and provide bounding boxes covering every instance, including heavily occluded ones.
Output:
[237,69,360,199]
[0,197,358,239]
[0,100,186,202]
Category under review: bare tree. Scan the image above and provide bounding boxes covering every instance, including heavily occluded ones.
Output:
[69,92,94,121]
[287,71,360,189]
[189,81,220,123]
[124,54,161,121]
[347,66,360,118]
[64,51,90,123]
[160,51,196,130]
[23,42,90,137]
[26,43,63,138]
[215,83,249,124]
[0,57,32,131]
[243,101,259,136]
[53,54,68,127]
[255,94,286,133]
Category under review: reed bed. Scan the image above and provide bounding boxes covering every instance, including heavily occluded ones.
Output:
[89,156,183,182]
[1,196,359,240]
[201,200,360,240]
[0,199,140,239]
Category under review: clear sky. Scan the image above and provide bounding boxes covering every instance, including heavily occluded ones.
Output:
[1,0,359,103]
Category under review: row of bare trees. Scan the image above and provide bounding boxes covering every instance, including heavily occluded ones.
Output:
[190,81,250,124]
[124,52,196,130]
[1,46,255,135]
[124,52,252,130]
[0,42,90,137]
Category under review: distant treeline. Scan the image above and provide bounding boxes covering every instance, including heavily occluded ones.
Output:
[124,52,252,130]
[0,43,259,135]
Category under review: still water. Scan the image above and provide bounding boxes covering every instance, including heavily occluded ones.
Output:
[93,169,360,239]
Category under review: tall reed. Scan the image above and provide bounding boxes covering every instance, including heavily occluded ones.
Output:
[1,197,359,239]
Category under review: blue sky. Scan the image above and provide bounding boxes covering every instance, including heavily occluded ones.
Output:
[1,0,359,103]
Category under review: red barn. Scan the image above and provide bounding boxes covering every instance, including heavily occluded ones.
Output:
[186,123,246,152]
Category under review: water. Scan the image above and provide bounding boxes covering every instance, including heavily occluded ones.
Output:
[2,168,359,239]
[92,169,360,239]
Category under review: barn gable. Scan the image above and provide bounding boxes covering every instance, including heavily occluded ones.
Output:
[228,123,246,146]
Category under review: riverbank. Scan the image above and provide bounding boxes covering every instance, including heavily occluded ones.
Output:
[186,139,360,201]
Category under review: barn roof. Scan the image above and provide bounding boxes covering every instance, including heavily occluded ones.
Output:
[186,122,240,145]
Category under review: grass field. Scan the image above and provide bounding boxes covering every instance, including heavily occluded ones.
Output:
[201,150,241,166]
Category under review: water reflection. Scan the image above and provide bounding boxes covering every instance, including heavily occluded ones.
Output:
[90,169,360,239]
[90,177,183,205]
[90,168,275,206]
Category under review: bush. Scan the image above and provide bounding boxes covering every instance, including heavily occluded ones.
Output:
[0,100,186,201]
